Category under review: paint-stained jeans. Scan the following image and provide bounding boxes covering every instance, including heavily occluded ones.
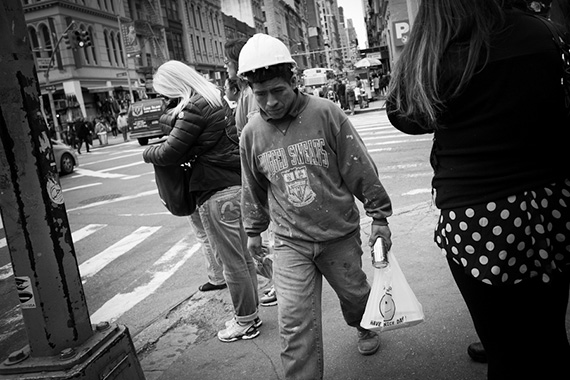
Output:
[188,211,225,286]
[272,229,371,380]
[199,185,259,323]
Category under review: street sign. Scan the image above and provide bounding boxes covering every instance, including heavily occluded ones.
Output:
[116,72,128,77]
[44,85,55,92]
[36,57,51,70]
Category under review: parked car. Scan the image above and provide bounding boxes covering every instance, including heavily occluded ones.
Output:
[51,139,79,175]
[128,98,167,145]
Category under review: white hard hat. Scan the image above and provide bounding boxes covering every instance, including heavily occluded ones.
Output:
[237,33,296,76]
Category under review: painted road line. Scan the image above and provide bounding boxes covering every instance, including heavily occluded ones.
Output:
[79,226,161,281]
[63,182,102,192]
[67,189,158,212]
[366,137,432,147]
[73,168,125,179]
[90,238,200,324]
[78,152,143,167]
[402,188,432,196]
[99,161,146,172]
[0,224,107,281]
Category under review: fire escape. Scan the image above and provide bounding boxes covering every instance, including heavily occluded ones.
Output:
[133,0,167,76]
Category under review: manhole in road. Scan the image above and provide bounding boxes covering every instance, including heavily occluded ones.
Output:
[79,194,122,205]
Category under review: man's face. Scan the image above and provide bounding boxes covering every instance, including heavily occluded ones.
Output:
[251,76,296,120]
[224,80,239,102]
[225,58,237,79]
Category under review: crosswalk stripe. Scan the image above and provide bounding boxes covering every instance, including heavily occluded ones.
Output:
[79,226,160,281]
[0,224,107,281]
[67,190,158,212]
[90,238,200,324]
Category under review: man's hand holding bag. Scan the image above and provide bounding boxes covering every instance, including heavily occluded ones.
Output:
[360,244,425,333]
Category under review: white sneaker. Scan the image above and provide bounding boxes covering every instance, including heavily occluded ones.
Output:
[260,286,277,307]
[217,318,260,342]
[225,317,262,329]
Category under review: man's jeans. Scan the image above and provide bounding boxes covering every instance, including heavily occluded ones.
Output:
[199,186,259,323]
[188,211,225,286]
[273,229,371,380]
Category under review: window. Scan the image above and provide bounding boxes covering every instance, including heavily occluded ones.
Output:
[88,27,98,65]
[203,37,207,56]
[196,36,201,55]
[191,5,197,28]
[110,31,119,66]
[39,24,52,59]
[167,32,185,61]
[28,27,40,58]
[116,32,124,66]
[104,30,112,65]
[198,6,203,29]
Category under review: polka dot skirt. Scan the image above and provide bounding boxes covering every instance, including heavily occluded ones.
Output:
[435,178,570,285]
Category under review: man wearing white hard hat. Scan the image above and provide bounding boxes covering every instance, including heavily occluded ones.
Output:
[238,33,393,380]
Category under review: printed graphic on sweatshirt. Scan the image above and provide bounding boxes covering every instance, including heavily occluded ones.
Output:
[257,138,329,207]
[283,166,316,207]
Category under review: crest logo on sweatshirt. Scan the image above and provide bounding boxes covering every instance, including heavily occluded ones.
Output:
[283,166,316,207]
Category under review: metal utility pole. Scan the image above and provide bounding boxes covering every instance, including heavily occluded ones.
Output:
[0,1,145,378]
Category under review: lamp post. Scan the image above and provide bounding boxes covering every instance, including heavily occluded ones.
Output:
[44,21,76,140]
[117,0,135,104]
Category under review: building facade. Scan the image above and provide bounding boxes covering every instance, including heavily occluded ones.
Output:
[24,0,365,135]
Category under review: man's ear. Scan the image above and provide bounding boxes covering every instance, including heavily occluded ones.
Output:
[290,75,297,87]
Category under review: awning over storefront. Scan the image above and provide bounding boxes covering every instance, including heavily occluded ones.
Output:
[88,85,144,93]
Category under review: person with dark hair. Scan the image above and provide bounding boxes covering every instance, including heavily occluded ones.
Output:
[386,1,570,378]
[75,117,90,154]
[224,38,260,137]
[223,77,240,110]
[225,37,277,308]
[238,33,393,380]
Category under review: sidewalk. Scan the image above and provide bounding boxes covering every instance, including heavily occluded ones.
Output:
[134,201,490,380]
[345,97,386,116]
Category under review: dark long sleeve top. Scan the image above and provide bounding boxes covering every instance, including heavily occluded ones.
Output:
[388,10,570,209]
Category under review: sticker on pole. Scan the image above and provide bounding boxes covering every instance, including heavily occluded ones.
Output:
[15,276,36,309]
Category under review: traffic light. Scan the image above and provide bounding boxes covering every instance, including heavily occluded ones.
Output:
[77,30,92,48]
[73,30,82,48]
[81,30,92,47]
[62,31,74,49]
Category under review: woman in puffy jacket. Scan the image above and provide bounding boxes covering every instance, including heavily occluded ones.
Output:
[142,60,261,343]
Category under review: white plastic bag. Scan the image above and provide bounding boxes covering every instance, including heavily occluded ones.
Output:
[360,250,425,332]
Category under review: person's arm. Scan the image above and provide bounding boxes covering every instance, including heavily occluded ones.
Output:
[335,117,393,249]
[239,130,271,238]
[386,99,433,136]
[142,105,203,166]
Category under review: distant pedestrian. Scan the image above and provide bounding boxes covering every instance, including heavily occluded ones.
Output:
[346,85,356,115]
[337,80,347,110]
[75,118,90,154]
[117,110,129,142]
[373,74,380,97]
[94,118,108,145]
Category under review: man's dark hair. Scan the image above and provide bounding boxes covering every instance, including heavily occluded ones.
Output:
[242,63,295,85]
[224,38,248,64]
[227,77,240,93]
